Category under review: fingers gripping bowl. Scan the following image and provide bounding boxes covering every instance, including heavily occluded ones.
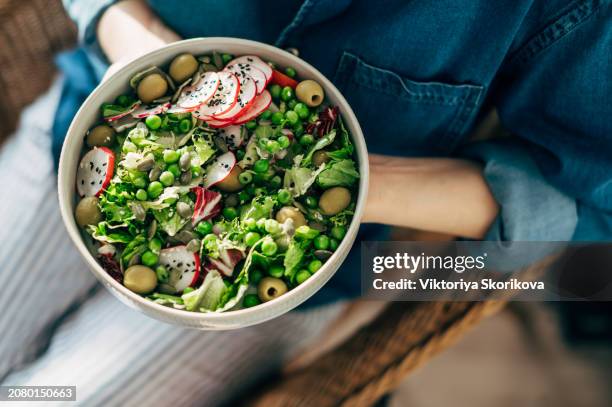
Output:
[59,38,368,329]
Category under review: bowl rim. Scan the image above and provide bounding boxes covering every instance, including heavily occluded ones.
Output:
[58,37,369,327]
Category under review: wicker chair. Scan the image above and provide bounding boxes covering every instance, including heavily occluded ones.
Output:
[0,2,542,405]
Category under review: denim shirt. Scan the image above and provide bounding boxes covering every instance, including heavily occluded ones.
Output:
[59,0,612,302]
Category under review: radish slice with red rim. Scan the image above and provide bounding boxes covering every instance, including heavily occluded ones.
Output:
[194,72,240,119]
[76,147,115,197]
[176,71,220,109]
[203,151,236,188]
[213,75,257,121]
[225,55,272,81]
[232,90,272,125]
[205,118,234,128]
[104,102,140,122]
[217,125,245,149]
[225,63,267,94]
[131,102,170,118]
[159,246,201,292]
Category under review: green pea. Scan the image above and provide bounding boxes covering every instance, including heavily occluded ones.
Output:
[167,163,180,178]
[183,287,194,294]
[314,235,330,250]
[133,177,147,189]
[305,196,318,209]
[281,86,294,101]
[122,141,137,153]
[256,218,267,231]
[145,114,162,130]
[269,84,282,100]
[159,171,175,186]
[236,149,246,160]
[163,149,179,164]
[266,140,281,153]
[299,134,314,146]
[296,269,312,284]
[223,206,238,220]
[250,269,264,285]
[259,110,272,120]
[253,159,269,173]
[243,218,257,231]
[264,219,281,234]
[308,260,323,273]
[285,67,297,78]
[221,53,233,64]
[116,95,131,107]
[245,120,257,130]
[195,220,212,236]
[147,181,163,199]
[244,232,261,246]
[239,171,253,185]
[141,251,159,267]
[270,175,282,189]
[261,239,278,256]
[178,119,191,133]
[277,189,291,204]
[135,189,148,201]
[331,226,347,240]
[148,237,162,253]
[330,238,340,251]
[155,265,169,283]
[271,111,284,125]
[287,99,298,110]
[268,265,284,278]
[258,137,270,150]
[239,190,251,202]
[294,103,310,119]
[243,293,261,308]
[285,110,299,126]
[277,135,291,149]
[191,167,201,178]
[293,122,304,136]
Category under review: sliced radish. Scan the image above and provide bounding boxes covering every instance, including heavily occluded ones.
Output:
[177,71,220,109]
[76,147,115,197]
[131,102,170,118]
[166,104,197,114]
[232,90,272,125]
[194,72,240,119]
[192,187,223,225]
[104,102,140,122]
[203,151,236,188]
[217,125,245,149]
[226,55,272,81]
[205,118,234,128]
[271,69,298,88]
[109,115,139,132]
[225,63,267,94]
[159,245,201,293]
[213,75,257,121]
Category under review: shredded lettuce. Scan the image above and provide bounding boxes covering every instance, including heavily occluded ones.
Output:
[182,270,226,311]
[283,164,325,197]
[302,130,336,167]
[284,241,307,281]
[240,196,275,221]
[192,132,216,166]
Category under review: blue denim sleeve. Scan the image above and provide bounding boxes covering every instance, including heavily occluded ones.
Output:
[461,138,578,241]
[62,0,116,73]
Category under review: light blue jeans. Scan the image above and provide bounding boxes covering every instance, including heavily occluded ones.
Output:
[0,79,344,406]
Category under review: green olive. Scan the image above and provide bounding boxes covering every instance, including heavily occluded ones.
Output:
[257,277,288,302]
[312,150,330,167]
[296,80,324,107]
[275,206,307,227]
[75,196,102,227]
[86,125,115,147]
[169,53,199,83]
[137,73,168,103]
[123,265,157,294]
[216,166,243,192]
[319,187,351,216]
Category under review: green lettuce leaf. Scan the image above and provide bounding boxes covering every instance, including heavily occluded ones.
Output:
[317,159,359,188]
[283,165,325,197]
[284,241,306,281]
[182,270,226,311]
[240,196,275,221]
[302,130,335,167]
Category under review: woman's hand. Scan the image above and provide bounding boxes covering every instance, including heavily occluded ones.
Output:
[97,0,181,80]
[363,154,499,239]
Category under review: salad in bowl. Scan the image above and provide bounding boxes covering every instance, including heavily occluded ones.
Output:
[72,47,361,315]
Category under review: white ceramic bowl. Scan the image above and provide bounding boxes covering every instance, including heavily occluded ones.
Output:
[58,38,368,330]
